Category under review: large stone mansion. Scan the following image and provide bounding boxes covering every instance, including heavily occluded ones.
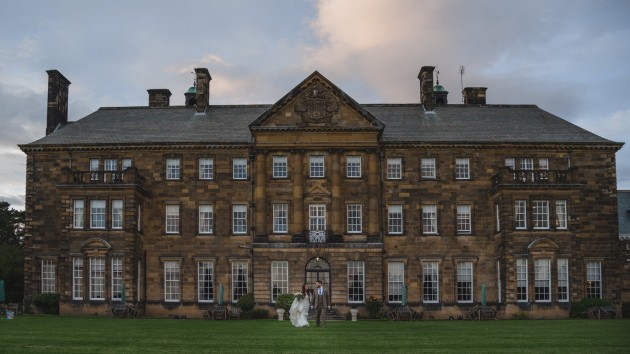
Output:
[19,66,625,318]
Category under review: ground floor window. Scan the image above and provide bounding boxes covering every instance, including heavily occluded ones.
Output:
[197,261,214,302]
[112,257,123,301]
[90,258,106,300]
[557,258,569,302]
[534,258,551,302]
[516,259,528,302]
[41,259,56,293]
[271,261,288,303]
[388,262,404,303]
[72,257,83,300]
[586,261,602,299]
[232,261,248,302]
[456,261,473,303]
[422,261,439,303]
[347,261,365,303]
[164,260,180,302]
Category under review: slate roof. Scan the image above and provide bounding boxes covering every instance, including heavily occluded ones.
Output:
[619,190,630,239]
[23,103,621,147]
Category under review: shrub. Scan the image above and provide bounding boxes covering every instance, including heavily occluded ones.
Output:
[366,297,383,319]
[247,308,269,319]
[511,312,529,320]
[570,298,613,318]
[274,293,295,313]
[236,293,255,311]
[32,293,60,315]
[622,303,630,318]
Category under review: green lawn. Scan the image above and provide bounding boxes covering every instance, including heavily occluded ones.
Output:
[1,316,629,353]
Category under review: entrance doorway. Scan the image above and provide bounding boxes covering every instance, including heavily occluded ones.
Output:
[305,257,330,294]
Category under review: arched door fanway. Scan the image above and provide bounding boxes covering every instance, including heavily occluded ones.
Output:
[305,257,331,294]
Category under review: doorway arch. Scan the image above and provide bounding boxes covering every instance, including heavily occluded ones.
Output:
[305,257,331,294]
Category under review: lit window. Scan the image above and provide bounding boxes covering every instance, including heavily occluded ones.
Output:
[455,158,470,180]
[347,261,365,303]
[233,158,247,179]
[273,156,288,178]
[388,262,404,303]
[310,155,324,178]
[199,158,214,180]
[421,158,436,179]
[422,204,438,235]
[422,262,439,303]
[198,261,214,303]
[387,158,402,179]
[199,205,213,234]
[166,158,180,180]
[346,156,362,178]
[388,205,403,234]
[347,204,362,233]
[164,260,180,302]
[456,261,473,303]
[273,204,288,233]
[271,261,288,303]
[504,158,515,169]
[233,205,247,234]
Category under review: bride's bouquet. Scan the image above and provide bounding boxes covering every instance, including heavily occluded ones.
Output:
[294,292,305,301]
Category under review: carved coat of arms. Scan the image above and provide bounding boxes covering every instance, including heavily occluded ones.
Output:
[294,81,339,125]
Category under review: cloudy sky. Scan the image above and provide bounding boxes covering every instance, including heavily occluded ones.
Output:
[1,0,629,209]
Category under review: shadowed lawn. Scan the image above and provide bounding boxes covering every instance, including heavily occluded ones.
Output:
[1,315,629,353]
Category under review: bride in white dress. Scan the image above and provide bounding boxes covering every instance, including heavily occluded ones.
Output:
[289,283,311,327]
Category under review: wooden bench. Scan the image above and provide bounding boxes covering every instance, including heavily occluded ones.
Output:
[587,307,616,319]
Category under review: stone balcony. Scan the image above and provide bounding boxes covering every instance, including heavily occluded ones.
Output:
[60,167,146,189]
[491,167,576,188]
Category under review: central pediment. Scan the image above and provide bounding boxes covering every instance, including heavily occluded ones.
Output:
[249,71,384,131]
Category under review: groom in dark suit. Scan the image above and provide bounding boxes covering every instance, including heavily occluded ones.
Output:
[313,279,330,327]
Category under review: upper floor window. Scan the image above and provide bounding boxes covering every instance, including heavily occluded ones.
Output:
[121,158,132,170]
[504,158,515,169]
[90,159,100,181]
[538,158,549,170]
[310,155,324,178]
[532,200,549,229]
[111,200,123,229]
[555,200,567,229]
[233,158,247,180]
[272,204,288,233]
[346,156,362,178]
[199,204,213,234]
[73,200,84,229]
[455,158,470,180]
[199,158,214,180]
[422,204,438,235]
[165,205,180,234]
[387,158,402,180]
[347,204,362,233]
[520,158,534,170]
[388,205,403,235]
[515,200,527,229]
[166,158,180,180]
[90,200,106,229]
[273,156,288,178]
[421,158,436,179]
[104,159,117,171]
[456,204,472,234]
[232,204,247,234]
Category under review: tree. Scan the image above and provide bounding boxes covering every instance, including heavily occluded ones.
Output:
[0,201,25,302]
[0,201,25,246]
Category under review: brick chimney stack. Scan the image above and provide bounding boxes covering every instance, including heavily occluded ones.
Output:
[418,66,435,111]
[147,89,172,107]
[194,68,211,113]
[463,87,488,105]
[46,70,71,135]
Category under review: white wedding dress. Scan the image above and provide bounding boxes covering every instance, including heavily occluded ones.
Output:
[289,294,310,327]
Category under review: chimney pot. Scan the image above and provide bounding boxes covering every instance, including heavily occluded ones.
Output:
[194,68,211,113]
[463,87,488,105]
[147,89,172,107]
[46,70,71,135]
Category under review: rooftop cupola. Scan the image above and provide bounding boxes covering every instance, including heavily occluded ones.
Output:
[433,72,448,105]
[184,80,197,107]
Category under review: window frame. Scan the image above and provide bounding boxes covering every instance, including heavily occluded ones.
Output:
[555,200,567,230]
[165,204,180,234]
[198,157,214,180]
[41,259,56,294]
[166,158,181,180]
[388,262,404,303]
[456,204,472,234]
[272,203,289,234]
[90,200,106,229]
[197,261,214,303]
[347,204,363,234]
[232,157,248,180]
[231,261,249,303]
[232,204,248,234]
[388,205,403,235]
[421,157,436,180]
[346,155,362,178]
[387,157,402,180]
[422,261,440,304]
[455,157,470,180]
[516,258,528,302]
[422,204,438,235]
[111,199,123,230]
[271,261,289,303]
[89,257,105,300]
[309,155,325,178]
[164,260,181,302]
[72,257,83,300]
[273,156,288,179]
[456,261,473,303]
[532,200,550,229]
[198,204,214,234]
[534,258,551,302]
[347,261,365,303]
[73,199,85,229]
[515,200,527,230]
[557,258,569,302]
[111,257,123,301]
[586,261,602,299]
